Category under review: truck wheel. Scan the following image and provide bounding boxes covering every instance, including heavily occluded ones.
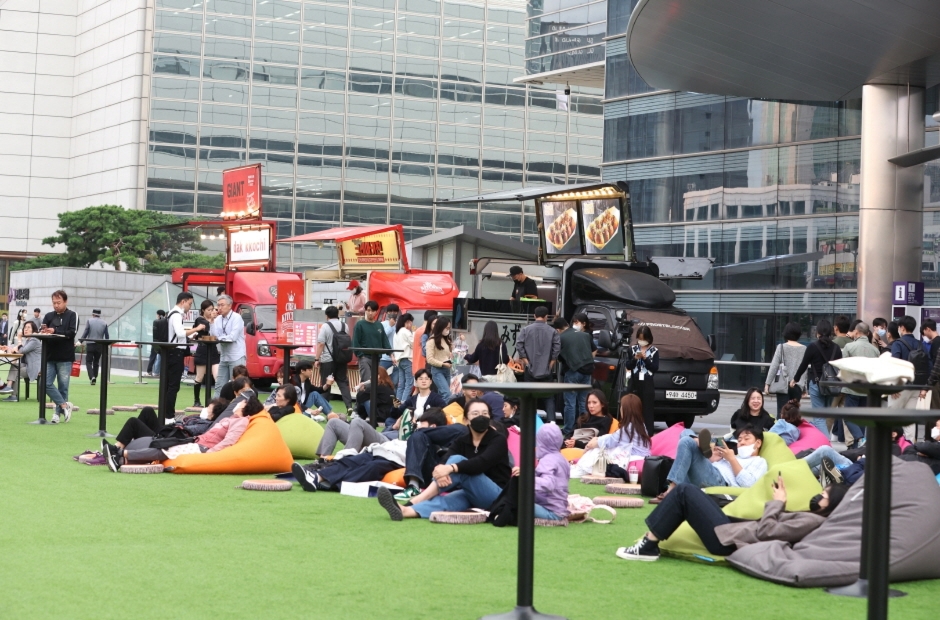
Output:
[680,414,695,429]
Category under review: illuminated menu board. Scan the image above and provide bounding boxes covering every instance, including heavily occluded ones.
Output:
[541,200,581,255]
[581,198,623,255]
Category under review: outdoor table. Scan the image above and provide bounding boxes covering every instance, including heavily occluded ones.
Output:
[135,341,187,421]
[354,347,401,427]
[816,380,936,620]
[473,381,591,620]
[82,339,130,438]
[266,341,307,389]
[0,352,23,402]
[26,333,66,425]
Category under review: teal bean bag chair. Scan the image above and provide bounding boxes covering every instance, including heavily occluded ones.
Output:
[276,412,324,460]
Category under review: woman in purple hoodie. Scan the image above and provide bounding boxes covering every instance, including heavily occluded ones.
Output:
[529,423,570,520]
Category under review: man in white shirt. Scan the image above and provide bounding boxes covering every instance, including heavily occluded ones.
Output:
[316,305,353,411]
[658,427,768,498]
[210,294,246,398]
[165,292,203,423]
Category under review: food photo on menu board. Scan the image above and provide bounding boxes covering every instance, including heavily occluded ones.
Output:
[542,201,581,254]
[581,198,623,255]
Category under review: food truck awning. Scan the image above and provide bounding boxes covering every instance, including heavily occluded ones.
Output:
[434,182,624,204]
[277,224,409,273]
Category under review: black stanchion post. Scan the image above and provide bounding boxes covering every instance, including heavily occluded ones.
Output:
[86,339,129,438]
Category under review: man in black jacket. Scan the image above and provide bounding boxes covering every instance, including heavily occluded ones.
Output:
[41,290,78,423]
[378,398,511,520]
[147,310,167,377]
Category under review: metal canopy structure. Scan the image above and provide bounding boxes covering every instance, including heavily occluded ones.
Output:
[434,181,622,205]
[627,0,940,100]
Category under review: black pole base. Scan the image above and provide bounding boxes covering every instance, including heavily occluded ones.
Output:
[826,578,907,599]
[28,418,51,425]
[86,430,115,438]
[480,607,568,620]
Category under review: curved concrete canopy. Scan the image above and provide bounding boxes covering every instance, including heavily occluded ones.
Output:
[627,0,940,100]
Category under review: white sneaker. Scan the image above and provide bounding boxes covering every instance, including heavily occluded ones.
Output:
[51,413,60,424]
[312,414,326,422]
[62,402,73,423]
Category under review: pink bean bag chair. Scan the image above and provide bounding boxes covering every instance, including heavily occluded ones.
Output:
[650,422,686,459]
[788,421,831,455]
[507,426,521,466]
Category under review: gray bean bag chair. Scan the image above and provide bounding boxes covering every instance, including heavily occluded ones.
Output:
[727,457,940,588]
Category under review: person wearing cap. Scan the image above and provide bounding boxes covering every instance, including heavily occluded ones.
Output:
[509,266,538,301]
[346,280,366,315]
[80,308,110,386]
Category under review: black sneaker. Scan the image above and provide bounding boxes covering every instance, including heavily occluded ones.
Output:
[103,442,122,473]
[377,487,403,521]
[292,462,320,492]
[697,429,712,458]
[616,537,660,562]
[194,401,203,409]
[821,456,844,486]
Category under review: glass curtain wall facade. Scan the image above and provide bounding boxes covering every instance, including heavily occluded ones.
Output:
[147,0,603,269]
[526,0,605,75]
[603,1,940,382]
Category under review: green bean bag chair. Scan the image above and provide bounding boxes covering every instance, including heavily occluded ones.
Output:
[276,413,324,460]
[659,435,821,563]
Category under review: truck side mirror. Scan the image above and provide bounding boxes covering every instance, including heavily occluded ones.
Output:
[245,322,256,336]
[706,334,716,352]
[596,330,613,350]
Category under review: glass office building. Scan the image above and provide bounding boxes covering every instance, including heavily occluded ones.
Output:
[601,0,940,381]
[146,0,604,269]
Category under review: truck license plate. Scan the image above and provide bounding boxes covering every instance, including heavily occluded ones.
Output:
[666,390,696,400]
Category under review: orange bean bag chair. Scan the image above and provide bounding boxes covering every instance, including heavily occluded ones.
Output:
[561,447,585,463]
[382,468,406,486]
[163,412,294,475]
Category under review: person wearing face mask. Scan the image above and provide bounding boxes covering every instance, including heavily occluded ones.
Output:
[649,426,768,504]
[617,474,849,561]
[352,300,392,385]
[464,320,509,377]
[377,398,511,520]
[553,314,597,438]
[871,317,891,354]
[625,325,659,436]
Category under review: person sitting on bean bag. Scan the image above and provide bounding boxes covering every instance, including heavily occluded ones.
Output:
[103,397,265,472]
[570,394,651,478]
[650,425,768,503]
[768,399,803,445]
[266,384,299,422]
[616,475,849,561]
[376,397,510,520]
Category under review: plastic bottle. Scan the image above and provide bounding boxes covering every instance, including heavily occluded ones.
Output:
[628,463,639,484]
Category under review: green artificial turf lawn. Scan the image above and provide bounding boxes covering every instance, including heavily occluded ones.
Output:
[0,376,936,619]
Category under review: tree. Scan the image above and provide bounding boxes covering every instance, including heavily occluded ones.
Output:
[12,206,224,274]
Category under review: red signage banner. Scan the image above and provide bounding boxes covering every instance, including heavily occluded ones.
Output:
[276,278,305,343]
[222,164,262,220]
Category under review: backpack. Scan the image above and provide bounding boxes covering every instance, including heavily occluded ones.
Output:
[898,338,930,385]
[165,309,192,357]
[326,321,352,365]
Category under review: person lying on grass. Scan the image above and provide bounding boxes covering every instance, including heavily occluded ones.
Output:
[649,425,768,504]
[293,408,449,492]
[616,475,849,561]
[377,397,510,520]
[105,402,230,455]
[103,397,265,472]
[570,394,651,479]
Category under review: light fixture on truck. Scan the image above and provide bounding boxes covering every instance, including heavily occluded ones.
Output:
[258,339,271,357]
[707,366,719,390]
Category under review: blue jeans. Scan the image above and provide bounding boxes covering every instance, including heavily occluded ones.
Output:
[405,424,470,486]
[841,394,867,444]
[430,366,452,400]
[215,357,246,398]
[396,358,413,402]
[413,455,503,518]
[45,361,72,414]
[802,445,853,475]
[807,381,832,436]
[562,369,592,436]
[303,391,333,414]
[153,354,161,376]
[666,430,726,488]
[534,505,563,520]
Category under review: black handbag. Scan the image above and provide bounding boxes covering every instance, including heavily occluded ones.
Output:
[486,476,519,527]
[641,455,674,497]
